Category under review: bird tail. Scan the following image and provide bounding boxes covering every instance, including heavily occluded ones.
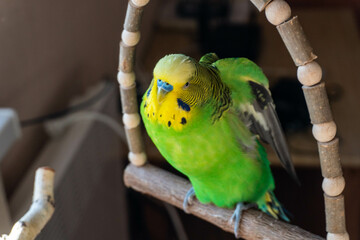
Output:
[259,191,290,222]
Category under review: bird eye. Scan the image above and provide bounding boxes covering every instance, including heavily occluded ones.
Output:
[184,82,189,88]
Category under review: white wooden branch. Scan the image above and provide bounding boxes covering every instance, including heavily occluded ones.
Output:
[124,163,324,240]
[1,167,55,240]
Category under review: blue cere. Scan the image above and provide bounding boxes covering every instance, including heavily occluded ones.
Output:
[157,79,173,92]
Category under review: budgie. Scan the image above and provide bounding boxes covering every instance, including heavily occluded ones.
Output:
[140,53,298,238]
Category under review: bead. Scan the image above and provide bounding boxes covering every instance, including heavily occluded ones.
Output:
[325,194,346,234]
[119,42,135,73]
[277,16,317,66]
[297,61,322,86]
[131,0,149,7]
[318,139,342,178]
[312,121,336,142]
[117,71,135,87]
[125,126,144,153]
[120,86,138,114]
[265,0,291,26]
[128,152,147,166]
[123,113,141,129]
[322,176,345,197]
[121,30,141,47]
[302,82,332,124]
[125,2,144,32]
[327,233,349,240]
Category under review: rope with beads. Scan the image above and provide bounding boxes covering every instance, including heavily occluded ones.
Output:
[249,0,348,239]
[118,0,149,166]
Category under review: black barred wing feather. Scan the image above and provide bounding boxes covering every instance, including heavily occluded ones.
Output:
[241,81,299,184]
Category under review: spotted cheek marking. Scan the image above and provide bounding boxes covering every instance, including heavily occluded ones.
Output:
[177,98,191,112]
[180,117,187,125]
[145,101,189,129]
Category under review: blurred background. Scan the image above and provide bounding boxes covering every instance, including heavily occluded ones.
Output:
[0,0,359,239]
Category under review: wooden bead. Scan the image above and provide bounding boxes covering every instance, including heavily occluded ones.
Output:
[120,85,138,114]
[123,113,141,129]
[125,125,145,154]
[322,177,345,197]
[327,233,349,240]
[125,1,144,32]
[297,61,322,86]
[318,139,343,178]
[303,82,333,124]
[312,121,336,142]
[121,30,141,47]
[249,0,272,11]
[128,152,147,166]
[265,0,291,26]
[131,0,149,7]
[324,194,346,234]
[119,42,135,73]
[117,71,135,87]
[277,16,317,66]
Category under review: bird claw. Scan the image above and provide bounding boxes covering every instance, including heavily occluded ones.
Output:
[230,202,256,239]
[183,187,195,214]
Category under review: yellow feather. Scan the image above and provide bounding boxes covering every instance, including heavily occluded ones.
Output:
[143,54,199,131]
[144,86,194,131]
[154,54,195,87]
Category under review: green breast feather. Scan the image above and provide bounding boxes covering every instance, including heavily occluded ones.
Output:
[140,53,296,221]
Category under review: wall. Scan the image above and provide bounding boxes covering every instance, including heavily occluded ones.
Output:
[0,0,157,196]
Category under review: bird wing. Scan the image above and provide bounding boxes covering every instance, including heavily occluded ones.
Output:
[240,80,299,184]
[212,57,299,183]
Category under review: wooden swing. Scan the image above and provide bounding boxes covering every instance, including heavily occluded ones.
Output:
[118,0,348,239]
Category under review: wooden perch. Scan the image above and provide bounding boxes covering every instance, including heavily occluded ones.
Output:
[1,167,55,240]
[124,164,324,240]
[254,1,348,238]
[118,0,148,166]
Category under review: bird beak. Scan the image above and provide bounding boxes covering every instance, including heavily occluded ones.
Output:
[156,80,173,104]
[157,87,168,104]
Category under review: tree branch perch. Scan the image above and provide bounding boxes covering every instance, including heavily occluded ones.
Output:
[124,163,324,240]
[1,167,55,240]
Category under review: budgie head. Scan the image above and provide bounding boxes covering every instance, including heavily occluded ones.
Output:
[142,54,229,131]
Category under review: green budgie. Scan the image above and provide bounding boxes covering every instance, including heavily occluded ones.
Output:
[140,53,298,237]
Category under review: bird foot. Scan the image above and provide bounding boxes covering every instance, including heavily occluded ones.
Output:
[230,202,257,239]
[183,187,195,214]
